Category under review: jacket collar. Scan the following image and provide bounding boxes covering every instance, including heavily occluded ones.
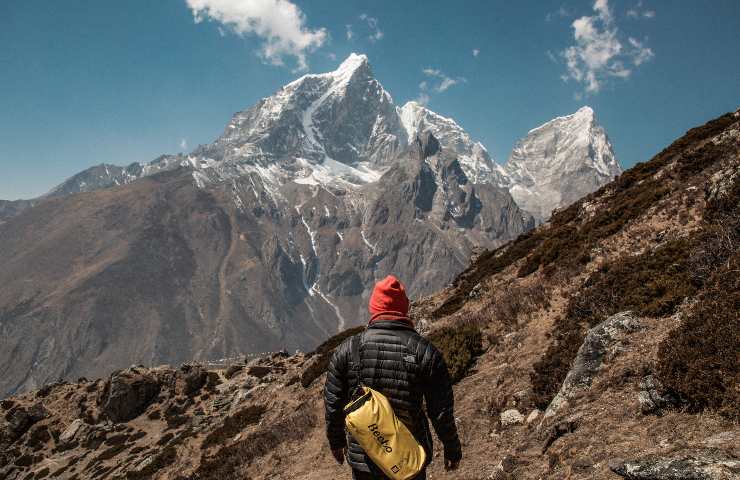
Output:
[367,319,417,332]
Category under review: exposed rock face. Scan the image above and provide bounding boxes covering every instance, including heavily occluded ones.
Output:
[500,106,622,221]
[0,199,35,224]
[98,369,161,423]
[609,451,740,479]
[543,311,641,420]
[638,374,678,415]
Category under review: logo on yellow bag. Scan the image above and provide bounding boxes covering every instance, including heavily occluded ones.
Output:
[368,423,393,453]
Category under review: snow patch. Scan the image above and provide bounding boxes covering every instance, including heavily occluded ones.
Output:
[361,230,377,252]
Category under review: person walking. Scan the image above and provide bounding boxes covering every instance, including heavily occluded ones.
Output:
[324,275,462,479]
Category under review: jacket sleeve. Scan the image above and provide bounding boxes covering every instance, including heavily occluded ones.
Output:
[324,339,351,450]
[423,346,462,461]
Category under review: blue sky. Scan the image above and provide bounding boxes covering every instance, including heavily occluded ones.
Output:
[1,0,738,200]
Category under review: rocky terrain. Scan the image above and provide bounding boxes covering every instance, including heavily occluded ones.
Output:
[0,54,620,399]
[1,108,736,479]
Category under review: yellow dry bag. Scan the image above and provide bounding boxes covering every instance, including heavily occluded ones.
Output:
[343,334,426,480]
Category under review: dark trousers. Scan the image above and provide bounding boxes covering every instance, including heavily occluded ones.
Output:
[351,469,426,480]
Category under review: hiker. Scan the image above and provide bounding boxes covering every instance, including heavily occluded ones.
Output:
[324,275,462,479]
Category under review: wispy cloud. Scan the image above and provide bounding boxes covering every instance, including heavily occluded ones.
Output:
[346,13,385,43]
[628,37,654,65]
[179,138,188,151]
[422,68,467,92]
[472,48,480,57]
[560,0,655,94]
[185,0,327,72]
[416,68,466,105]
[626,1,656,19]
[545,5,571,22]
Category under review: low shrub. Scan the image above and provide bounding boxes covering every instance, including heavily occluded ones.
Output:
[428,324,483,383]
[656,173,739,420]
[479,283,550,328]
[530,238,702,409]
[656,253,739,420]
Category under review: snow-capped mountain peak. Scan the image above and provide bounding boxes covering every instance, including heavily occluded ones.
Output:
[399,101,498,184]
[42,55,620,225]
[501,105,621,220]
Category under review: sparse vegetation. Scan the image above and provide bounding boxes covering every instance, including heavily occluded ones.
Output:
[656,175,739,420]
[530,238,701,409]
[434,111,738,318]
[202,404,266,448]
[428,324,484,383]
[656,253,739,420]
[531,160,739,410]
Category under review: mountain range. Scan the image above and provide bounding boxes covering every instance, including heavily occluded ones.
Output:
[0,54,620,397]
[0,107,736,480]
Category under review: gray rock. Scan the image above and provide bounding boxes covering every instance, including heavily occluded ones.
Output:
[177,364,207,396]
[224,364,244,380]
[609,450,740,479]
[98,369,161,423]
[525,409,541,425]
[500,409,524,427]
[246,365,273,379]
[638,375,677,415]
[703,431,737,449]
[58,419,86,447]
[544,311,641,420]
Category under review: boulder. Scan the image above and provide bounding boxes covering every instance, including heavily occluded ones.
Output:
[637,375,678,415]
[98,368,161,422]
[224,364,243,380]
[544,311,641,420]
[500,409,524,428]
[58,419,87,448]
[177,364,207,396]
[246,365,274,379]
[609,450,740,479]
[3,403,47,441]
[526,409,541,425]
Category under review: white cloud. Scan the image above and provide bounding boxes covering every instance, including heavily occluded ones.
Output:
[422,68,467,93]
[560,0,654,94]
[416,91,431,106]
[627,1,656,19]
[416,68,466,104]
[345,24,353,41]
[545,5,571,22]
[628,37,654,65]
[185,0,327,72]
[179,138,188,151]
[472,48,480,57]
[358,13,384,42]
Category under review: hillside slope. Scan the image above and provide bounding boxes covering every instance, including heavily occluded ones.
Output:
[0,110,737,479]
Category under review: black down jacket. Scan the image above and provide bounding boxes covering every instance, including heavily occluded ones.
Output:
[324,320,462,473]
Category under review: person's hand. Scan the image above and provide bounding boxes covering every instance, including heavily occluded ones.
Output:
[331,447,346,465]
[444,457,460,471]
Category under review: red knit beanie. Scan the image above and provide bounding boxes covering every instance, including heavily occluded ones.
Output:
[368,275,410,323]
